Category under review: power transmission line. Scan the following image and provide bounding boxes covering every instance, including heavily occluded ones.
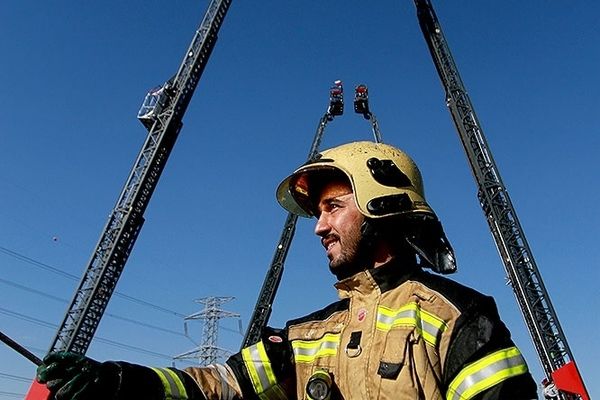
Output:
[0,246,76,279]
[0,277,66,303]
[0,245,186,317]
[0,372,31,383]
[0,307,55,329]
[93,337,176,360]
[0,246,212,366]
[0,277,185,337]
[105,313,184,337]
[0,306,180,362]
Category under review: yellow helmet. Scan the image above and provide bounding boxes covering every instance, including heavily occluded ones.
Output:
[277,141,437,220]
[277,141,456,274]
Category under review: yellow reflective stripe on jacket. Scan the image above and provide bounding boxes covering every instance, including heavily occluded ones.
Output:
[241,342,286,400]
[446,346,528,400]
[150,367,188,400]
[291,332,340,363]
[376,302,447,347]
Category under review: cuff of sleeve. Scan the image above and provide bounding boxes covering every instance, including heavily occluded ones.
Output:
[114,362,207,400]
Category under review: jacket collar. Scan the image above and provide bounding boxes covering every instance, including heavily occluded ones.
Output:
[335,258,421,298]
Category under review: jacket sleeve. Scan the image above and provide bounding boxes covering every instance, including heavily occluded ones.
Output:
[223,326,296,399]
[180,326,296,400]
[56,327,293,400]
[443,296,538,400]
[113,361,208,400]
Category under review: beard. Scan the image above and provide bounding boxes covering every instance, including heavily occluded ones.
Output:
[328,222,371,280]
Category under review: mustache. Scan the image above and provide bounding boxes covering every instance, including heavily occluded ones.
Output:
[321,234,340,247]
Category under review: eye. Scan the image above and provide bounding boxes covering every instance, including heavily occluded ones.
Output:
[329,202,341,211]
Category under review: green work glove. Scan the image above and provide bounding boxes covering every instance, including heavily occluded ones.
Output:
[36,352,120,400]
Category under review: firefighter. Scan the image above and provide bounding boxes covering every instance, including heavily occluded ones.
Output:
[37,141,538,399]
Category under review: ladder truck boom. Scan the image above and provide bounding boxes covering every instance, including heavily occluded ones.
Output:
[241,211,297,348]
[242,81,345,348]
[412,1,588,398]
[49,0,232,355]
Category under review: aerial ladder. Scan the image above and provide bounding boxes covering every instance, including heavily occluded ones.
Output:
[412,1,589,398]
[242,81,383,347]
[23,2,233,398]
[25,0,233,396]
[48,0,232,357]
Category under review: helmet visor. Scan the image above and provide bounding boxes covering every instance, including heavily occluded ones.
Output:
[277,166,348,218]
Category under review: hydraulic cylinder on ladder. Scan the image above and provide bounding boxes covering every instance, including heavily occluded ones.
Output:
[412,1,589,398]
[25,1,233,398]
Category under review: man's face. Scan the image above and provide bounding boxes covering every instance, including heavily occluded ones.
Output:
[314,180,365,276]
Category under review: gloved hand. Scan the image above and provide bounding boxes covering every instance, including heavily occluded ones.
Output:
[36,352,121,400]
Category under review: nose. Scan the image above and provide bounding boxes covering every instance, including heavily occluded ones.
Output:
[314,212,330,237]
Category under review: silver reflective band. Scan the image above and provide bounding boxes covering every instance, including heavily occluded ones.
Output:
[293,341,338,357]
[447,347,528,400]
[292,333,340,363]
[377,303,447,347]
[241,342,288,400]
[150,367,188,400]
[246,343,272,392]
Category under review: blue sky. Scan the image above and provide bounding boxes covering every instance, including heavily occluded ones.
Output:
[1,1,599,398]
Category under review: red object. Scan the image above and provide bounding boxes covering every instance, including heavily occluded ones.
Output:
[24,380,51,400]
[551,361,589,400]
